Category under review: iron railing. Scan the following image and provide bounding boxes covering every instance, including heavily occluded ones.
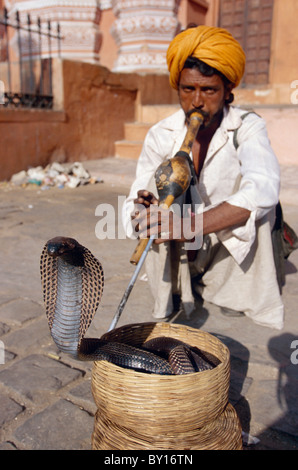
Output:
[0,8,62,109]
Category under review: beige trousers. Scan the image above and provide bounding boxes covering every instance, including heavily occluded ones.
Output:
[145,216,284,330]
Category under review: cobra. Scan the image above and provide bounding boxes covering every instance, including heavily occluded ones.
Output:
[40,236,217,375]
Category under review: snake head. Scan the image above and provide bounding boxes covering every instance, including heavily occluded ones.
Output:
[46,236,78,256]
[46,236,85,266]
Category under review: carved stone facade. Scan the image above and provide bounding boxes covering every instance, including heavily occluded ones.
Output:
[110,0,181,72]
[3,0,213,70]
[5,0,102,62]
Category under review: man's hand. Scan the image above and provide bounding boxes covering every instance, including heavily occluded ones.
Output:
[131,190,159,235]
[134,201,251,246]
[134,204,195,245]
[133,190,159,208]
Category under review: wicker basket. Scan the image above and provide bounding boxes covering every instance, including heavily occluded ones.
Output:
[92,402,242,450]
[91,322,242,450]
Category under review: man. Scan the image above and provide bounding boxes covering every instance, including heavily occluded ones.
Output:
[122,25,284,330]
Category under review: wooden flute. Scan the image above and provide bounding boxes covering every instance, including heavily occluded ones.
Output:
[130,110,204,265]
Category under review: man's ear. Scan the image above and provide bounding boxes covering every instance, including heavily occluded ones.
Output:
[225,83,234,104]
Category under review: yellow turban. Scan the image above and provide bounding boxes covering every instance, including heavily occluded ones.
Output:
[167,26,246,90]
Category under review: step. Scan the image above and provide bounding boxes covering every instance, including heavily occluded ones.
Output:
[116,104,180,160]
[114,140,143,160]
[124,122,151,141]
[139,104,179,123]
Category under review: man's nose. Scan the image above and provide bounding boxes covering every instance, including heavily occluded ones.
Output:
[192,90,203,108]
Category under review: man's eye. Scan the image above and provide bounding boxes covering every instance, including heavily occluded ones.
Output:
[203,88,216,94]
[181,86,194,93]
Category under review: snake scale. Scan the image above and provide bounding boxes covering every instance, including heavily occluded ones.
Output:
[40,236,219,375]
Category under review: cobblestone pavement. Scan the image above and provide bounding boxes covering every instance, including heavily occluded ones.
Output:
[0,158,297,450]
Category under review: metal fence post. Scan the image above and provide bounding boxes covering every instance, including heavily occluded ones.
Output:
[4,8,12,91]
[0,8,63,108]
[16,11,23,94]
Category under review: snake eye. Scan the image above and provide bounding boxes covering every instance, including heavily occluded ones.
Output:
[46,237,76,257]
[47,243,59,256]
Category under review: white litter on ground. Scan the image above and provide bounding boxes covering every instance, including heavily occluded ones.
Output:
[10,162,103,189]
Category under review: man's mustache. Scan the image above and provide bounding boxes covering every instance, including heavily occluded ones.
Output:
[186,108,209,120]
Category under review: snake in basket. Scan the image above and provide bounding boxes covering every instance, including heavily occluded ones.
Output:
[40,236,219,375]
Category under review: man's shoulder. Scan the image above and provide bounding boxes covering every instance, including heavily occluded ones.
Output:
[227,105,263,124]
[226,106,268,149]
[224,106,265,135]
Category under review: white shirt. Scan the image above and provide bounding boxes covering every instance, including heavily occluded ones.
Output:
[122,105,280,265]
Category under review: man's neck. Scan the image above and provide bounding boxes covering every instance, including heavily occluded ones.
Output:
[196,109,223,144]
[191,110,224,176]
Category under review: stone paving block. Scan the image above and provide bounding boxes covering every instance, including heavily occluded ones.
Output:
[252,428,298,451]
[68,377,96,413]
[247,378,288,435]
[0,321,10,336]
[3,318,53,355]
[1,349,16,364]
[0,354,83,401]
[229,371,253,406]
[0,441,17,450]
[0,298,42,326]
[14,399,94,450]
[0,294,17,308]
[0,393,24,426]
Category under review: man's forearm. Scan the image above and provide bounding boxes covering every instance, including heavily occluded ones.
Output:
[196,202,251,235]
[135,201,251,243]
